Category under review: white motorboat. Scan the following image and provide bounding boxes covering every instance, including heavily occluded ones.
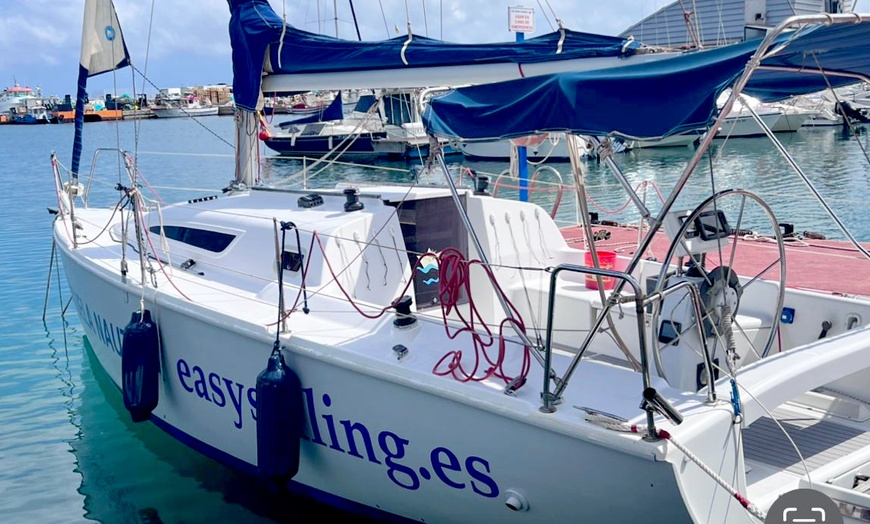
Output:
[453,133,574,161]
[151,96,219,118]
[0,82,41,114]
[797,93,848,127]
[631,129,706,148]
[453,131,697,162]
[52,3,870,523]
[714,92,814,137]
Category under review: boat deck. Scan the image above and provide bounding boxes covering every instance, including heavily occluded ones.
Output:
[560,224,870,297]
[744,405,870,475]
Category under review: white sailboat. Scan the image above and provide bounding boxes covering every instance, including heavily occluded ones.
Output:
[263,89,440,159]
[51,3,870,523]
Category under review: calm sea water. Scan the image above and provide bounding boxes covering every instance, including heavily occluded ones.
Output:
[2,115,869,523]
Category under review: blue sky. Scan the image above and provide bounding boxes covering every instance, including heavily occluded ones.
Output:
[2,0,868,99]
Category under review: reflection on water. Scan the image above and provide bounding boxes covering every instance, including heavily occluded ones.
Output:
[74,338,381,523]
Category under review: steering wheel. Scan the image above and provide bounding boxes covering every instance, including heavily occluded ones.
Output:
[649,189,786,383]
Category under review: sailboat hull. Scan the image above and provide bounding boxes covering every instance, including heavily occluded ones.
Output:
[57,226,701,523]
[263,133,385,157]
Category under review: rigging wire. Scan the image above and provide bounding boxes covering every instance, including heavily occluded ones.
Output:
[130,64,234,150]
[269,94,385,186]
[812,53,870,168]
[110,30,123,189]
[709,359,813,491]
[348,0,362,40]
[378,0,390,37]
[135,0,157,160]
[421,0,429,37]
[543,0,559,23]
[536,0,555,31]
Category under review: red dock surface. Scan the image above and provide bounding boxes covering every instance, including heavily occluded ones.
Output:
[560,224,870,298]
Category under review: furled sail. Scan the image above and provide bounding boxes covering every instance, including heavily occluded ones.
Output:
[71,0,131,178]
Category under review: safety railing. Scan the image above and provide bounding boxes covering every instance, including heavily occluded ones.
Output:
[83,148,135,207]
[492,165,567,218]
[541,264,717,439]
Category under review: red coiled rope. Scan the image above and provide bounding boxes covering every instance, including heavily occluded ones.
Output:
[283,235,532,389]
[432,247,531,387]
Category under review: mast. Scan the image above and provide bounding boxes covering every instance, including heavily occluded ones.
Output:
[234,108,259,188]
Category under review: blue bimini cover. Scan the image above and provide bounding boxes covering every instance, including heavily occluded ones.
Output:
[423,40,760,141]
[227,0,638,112]
[745,22,870,101]
[424,21,870,141]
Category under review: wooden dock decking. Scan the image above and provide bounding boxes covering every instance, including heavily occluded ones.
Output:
[560,224,870,298]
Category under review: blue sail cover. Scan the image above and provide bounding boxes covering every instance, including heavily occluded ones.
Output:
[745,22,870,101]
[266,27,637,75]
[227,0,638,112]
[423,22,870,141]
[228,0,282,112]
[276,93,344,127]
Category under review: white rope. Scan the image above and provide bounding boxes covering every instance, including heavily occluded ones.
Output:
[400,22,413,65]
[277,0,287,69]
[739,232,809,247]
[585,413,766,522]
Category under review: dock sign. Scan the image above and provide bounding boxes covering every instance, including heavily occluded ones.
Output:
[508,6,535,33]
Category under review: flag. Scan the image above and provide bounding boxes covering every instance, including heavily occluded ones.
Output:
[71,0,131,178]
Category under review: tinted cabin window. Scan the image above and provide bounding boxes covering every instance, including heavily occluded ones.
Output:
[149,226,235,253]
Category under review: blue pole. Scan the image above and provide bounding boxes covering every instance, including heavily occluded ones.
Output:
[516,31,529,202]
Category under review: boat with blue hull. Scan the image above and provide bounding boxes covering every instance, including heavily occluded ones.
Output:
[262,125,388,157]
[263,90,450,160]
[52,2,870,522]
[11,105,51,124]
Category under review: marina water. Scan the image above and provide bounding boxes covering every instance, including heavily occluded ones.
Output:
[2,116,869,523]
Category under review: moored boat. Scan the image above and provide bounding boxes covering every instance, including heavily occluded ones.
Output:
[152,96,219,118]
[11,104,51,124]
[52,3,870,523]
[263,90,450,159]
[0,82,41,114]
